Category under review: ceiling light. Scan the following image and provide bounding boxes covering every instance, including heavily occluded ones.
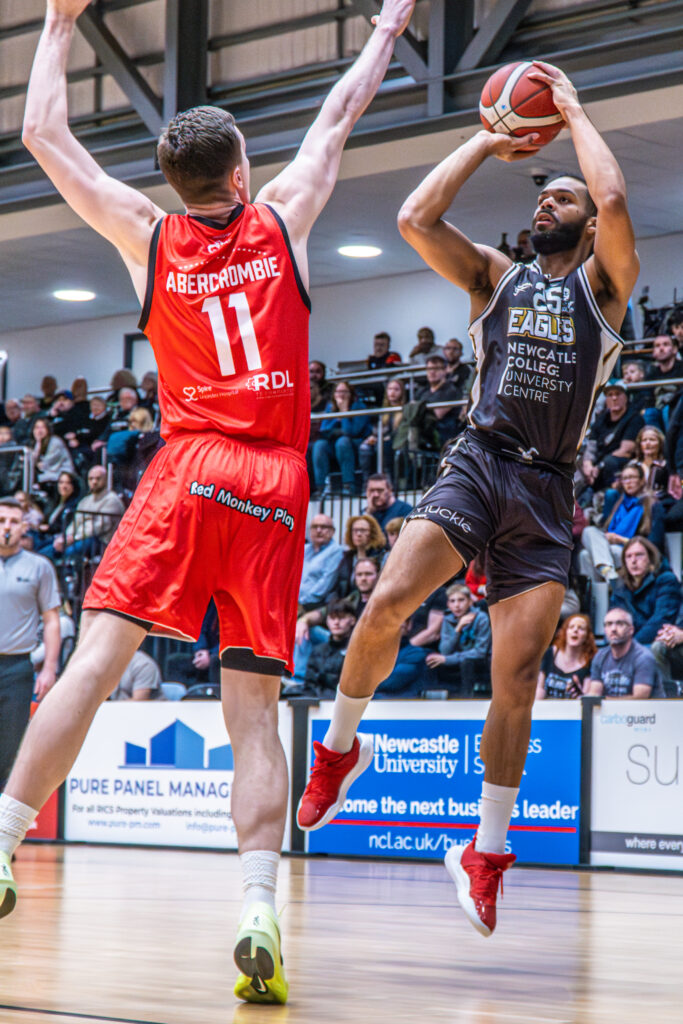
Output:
[337,245,382,259]
[53,289,96,302]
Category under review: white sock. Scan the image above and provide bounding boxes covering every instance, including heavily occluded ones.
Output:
[240,850,279,915]
[475,782,519,855]
[0,794,38,858]
[323,688,373,753]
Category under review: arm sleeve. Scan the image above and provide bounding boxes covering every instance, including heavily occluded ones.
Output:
[633,646,659,690]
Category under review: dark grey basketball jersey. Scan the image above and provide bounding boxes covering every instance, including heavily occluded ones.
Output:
[467,260,622,465]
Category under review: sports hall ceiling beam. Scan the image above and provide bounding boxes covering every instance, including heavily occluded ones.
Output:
[163,0,208,120]
[427,0,475,116]
[352,0,429,82]
[77,7,163,137]
[456,0,534,71]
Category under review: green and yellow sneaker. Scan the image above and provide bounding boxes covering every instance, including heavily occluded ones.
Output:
[233,902,288,1005]
[0,852,17,920]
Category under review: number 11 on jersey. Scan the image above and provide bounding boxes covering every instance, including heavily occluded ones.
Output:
[202,292,262,377]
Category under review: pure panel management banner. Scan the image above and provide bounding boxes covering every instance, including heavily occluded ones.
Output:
[65,702,293,850]
[591,700,683,870]
[307,702,582,865]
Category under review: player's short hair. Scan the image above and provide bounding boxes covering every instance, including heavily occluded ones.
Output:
[545,173,597,217]
[158,106,243,204]
[446,583,471,600]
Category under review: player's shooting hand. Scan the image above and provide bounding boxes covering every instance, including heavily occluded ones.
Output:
[47,0,93,19]
[527,61,578,121]
[481,130,542,162]
[425,653,445,668]
[371,0,417,36]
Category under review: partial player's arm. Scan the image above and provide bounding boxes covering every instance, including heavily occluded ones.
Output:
[256,0,416,268]
[22,2,165,299]
[529,62,640,328]
[397,130,538,312]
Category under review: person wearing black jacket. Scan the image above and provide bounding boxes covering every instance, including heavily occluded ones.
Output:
[304,600,357,699]
[32,471,80,554]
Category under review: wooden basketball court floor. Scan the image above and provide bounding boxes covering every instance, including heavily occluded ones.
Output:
[0,844,681,1024]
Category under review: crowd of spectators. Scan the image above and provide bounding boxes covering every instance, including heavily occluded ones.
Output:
[5,304,683,705]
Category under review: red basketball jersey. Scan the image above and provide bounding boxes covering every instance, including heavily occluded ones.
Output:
[139,203,311,453]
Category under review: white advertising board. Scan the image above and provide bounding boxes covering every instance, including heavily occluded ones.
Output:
[591,700,683,870]
[65,702,293,850]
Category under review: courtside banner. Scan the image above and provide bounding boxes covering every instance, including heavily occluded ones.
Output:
[307,702,581,865]
[65,702,293,850]
[591,700,683,870]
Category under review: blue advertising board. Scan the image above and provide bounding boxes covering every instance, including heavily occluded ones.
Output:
[307,702,581,865]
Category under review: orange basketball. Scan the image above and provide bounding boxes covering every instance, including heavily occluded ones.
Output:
[479,61,564,147]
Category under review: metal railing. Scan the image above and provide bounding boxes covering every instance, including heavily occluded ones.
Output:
[0,445,33,493]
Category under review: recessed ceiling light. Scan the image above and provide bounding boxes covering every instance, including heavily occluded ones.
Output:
[53,289,96,302]
[337,245,382,259]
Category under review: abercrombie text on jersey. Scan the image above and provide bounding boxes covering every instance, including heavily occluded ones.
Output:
[139,203,311,454]
[467,261,623,466]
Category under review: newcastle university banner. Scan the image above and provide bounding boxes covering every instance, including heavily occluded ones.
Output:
[307,702,582,866]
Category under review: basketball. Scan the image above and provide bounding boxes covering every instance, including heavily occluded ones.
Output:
[479,61,564,147]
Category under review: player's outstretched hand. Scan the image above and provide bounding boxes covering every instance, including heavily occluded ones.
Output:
[480,129,542,162]
[371,0,417,36]
[527,61,579,121]
[47,0,92,19]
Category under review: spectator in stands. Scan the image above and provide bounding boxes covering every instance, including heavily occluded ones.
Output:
[71,377,89,407]
[382,516,404,566]
[408,326,445,366]
[443,338,472,396]
[312,381,370,496]
[363,473,412,534]
[359,379,406,482]
[298,514,344,611]
[31,417,73,490]
[652,608,683,690]
[536,613,596,699]
[579,380,645,496]
[367,331,402,369]
[303,599,357,698]
[4,400,22,439]
[375,617,429,698]
[166,601,220,690]
[465,553,487,603]
[335,514,386,598]
[39,375,58,411]
[42,465,124,561]
[0,426,24,494]
[109,387,141,431]
[49,389,89,441]
[309,360,329,400]
[14,490,45,531]
[621,359,648,414]
[33,471,80,554]
[14,395,41,446]
[513,228,535,263]
[129,407,163,483]
[417,355,462,444]
[424,583,491,696]
[408,584,448,649]
[609,536,680,644]
[106,368,138,403]
[580,462,665,580]
[80,395,111,448]
[587,608,665,698]
[108,649,164,701]
[669,309,683,347]
[634,426,669,499]
[643,334,682,424]
[139,371,159,420]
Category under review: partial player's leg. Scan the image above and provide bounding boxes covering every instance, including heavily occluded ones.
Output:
[221,670,289,1005]
[297,519,464,831]
[0,611,148,919]
[446,581,565,936]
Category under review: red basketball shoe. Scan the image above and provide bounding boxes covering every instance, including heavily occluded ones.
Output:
[296,734,374,831]
[445,838,516,937]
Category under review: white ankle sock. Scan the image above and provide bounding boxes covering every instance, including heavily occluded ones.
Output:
[0,794,38,858]
[323,688,373,754]
[475,782,519,855]
[240,850,279,914]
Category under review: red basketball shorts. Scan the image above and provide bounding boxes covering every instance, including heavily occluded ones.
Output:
[83,431,308,675]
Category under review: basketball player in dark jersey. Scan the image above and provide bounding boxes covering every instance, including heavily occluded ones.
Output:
[298,62,639,936]
[0,0,417,1004]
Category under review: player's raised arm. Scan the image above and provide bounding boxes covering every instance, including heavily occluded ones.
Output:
[22,1,164,295]
[397,130,539,300]
[256,0,416,251]
[529,62,640,322]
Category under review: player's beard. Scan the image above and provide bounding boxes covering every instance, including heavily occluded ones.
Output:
[531,219,586,255]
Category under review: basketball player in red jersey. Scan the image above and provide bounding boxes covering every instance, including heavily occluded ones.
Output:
[0,0,417,1004]
[298,63,640,934]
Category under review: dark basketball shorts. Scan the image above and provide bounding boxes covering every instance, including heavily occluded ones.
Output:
[83,431,308,675]
[404,435,574,605]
